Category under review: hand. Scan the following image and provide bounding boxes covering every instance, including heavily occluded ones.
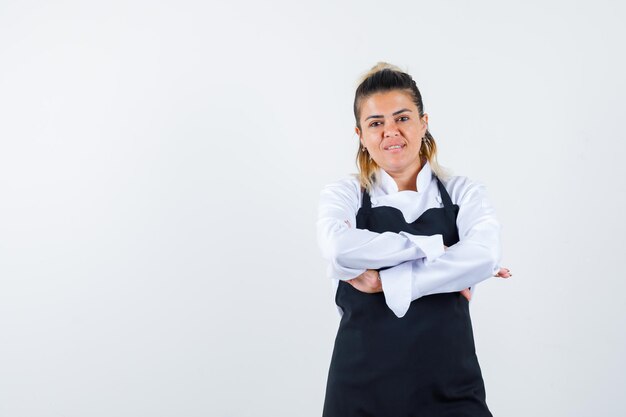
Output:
[347,269,383,293]
[459,268,512,302]
[495,267,512,278]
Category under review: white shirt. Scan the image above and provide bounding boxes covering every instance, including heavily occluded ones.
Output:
[316,161,502,318]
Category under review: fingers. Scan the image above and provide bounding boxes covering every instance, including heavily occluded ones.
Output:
[494,267,513,278]
[460,288,471,301]
[348,275,383,293]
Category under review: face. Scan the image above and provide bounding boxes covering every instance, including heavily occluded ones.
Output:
[355,90,428,177]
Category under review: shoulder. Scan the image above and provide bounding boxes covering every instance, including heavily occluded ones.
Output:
[318,174,362,208]
[439,174,489,205]
[320,174,361,196]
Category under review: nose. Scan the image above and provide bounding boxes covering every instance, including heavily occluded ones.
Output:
[384,120,400,137]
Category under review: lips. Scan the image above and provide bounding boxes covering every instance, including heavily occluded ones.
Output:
[384,143,406,151]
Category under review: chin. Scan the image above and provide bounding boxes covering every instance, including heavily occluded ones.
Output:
[383,158,420,172]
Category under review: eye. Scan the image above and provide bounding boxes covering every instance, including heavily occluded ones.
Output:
[397,116,409,122]
[369,121,382,127]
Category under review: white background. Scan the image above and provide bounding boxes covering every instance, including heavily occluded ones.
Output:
[1,1,625,416]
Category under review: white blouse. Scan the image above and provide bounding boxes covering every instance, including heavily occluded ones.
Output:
[316,160,502,318]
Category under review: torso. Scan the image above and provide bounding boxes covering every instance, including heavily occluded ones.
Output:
[322,175,493,417]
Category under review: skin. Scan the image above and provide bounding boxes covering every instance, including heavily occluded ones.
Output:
[348,267,513,299]
[356,90,427,192]
[348,90,512,297]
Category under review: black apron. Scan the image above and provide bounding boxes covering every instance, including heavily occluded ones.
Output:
[322,176,492,417]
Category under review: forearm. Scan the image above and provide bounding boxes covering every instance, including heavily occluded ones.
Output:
[317,179,444,276]
[325,259,367,282]
[318,218,444,271]
[379,210,501,318]
[411,226,501,300]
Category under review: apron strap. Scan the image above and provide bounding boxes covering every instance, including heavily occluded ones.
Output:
[360,187,372,210]
[435,176,454,208]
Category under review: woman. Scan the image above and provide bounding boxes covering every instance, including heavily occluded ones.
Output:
[316,62,512,416]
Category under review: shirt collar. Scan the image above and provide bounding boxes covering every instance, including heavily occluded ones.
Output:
[376,160,433,195]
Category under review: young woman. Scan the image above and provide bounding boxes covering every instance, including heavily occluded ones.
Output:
[317,62,511,416]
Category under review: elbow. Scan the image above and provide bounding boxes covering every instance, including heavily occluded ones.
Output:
[464,224,501,276]
[488,249,500,276]
[322,240,341,264]
[325,235,372,270]
[317,221,351,265]
[325,237,354,268]
[480,241,501,277]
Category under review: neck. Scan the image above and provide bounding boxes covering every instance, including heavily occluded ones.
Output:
[388,162,422,192]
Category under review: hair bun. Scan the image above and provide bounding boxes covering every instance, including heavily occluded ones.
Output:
[357,62,405,85]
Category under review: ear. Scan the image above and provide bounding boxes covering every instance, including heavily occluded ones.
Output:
[355,126,363,146]
[422,113,429,127]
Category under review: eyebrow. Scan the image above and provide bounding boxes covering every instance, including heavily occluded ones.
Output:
[364,108,412,121]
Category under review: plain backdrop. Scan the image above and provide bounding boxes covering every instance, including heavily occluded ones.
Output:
[1,1,625,416]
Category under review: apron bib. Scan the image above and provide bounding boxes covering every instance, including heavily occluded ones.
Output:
[322,176,492,417]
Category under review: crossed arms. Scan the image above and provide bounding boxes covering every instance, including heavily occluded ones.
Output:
[316,176,504,318]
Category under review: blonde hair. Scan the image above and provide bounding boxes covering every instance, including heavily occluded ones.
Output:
[353,62,449,192]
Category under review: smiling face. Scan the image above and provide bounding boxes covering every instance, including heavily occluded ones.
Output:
[355,89,428,179]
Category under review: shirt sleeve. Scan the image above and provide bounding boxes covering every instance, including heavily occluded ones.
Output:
[379,177,502,318]
[317,177,445,281]
[412,178,501,298]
